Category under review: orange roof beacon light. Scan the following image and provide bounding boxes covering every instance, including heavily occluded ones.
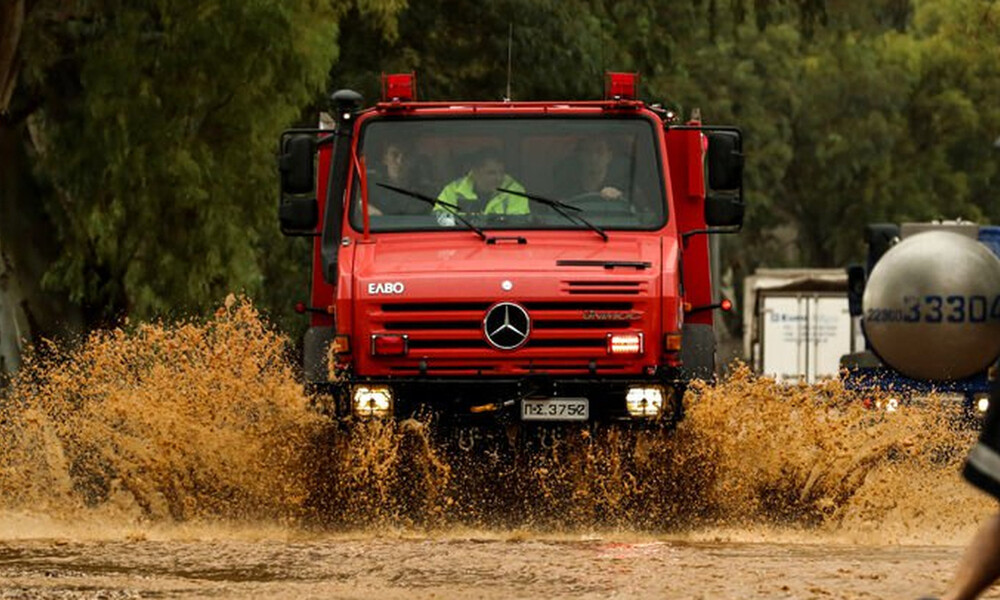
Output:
[381,72,416,102]
[604,72,639,100]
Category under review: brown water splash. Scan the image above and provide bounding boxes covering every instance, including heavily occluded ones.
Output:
[0,296,324,523]
[674,368,987,541]
[304,365,988,540]
[0,301,990,541]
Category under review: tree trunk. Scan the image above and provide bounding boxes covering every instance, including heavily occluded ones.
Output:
[0,121,83,380]
[0,0,25,114]
[0,249,30,376]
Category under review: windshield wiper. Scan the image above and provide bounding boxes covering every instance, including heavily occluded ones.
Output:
[497,188,608,242]
[375,182,487,241]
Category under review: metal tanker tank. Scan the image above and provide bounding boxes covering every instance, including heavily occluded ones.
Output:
[862,230,1000,381]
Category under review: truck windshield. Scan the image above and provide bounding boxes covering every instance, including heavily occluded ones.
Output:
[349,117,666,232]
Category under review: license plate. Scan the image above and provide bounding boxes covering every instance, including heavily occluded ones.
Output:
[521,398,589,421]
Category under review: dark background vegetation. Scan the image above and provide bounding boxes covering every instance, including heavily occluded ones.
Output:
[0,0,997,362]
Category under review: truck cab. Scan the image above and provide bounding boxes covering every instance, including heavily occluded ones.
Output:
[279,73,744,424]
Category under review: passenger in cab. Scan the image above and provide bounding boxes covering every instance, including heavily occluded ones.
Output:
[435,149,527,225]
[367,140,433,216]
[555,137,626,201]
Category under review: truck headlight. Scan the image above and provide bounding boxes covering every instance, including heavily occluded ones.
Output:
[352,385,393,418]
[976,393,990,414]
[625,385,666,418]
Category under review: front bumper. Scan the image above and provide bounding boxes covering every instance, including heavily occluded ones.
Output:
[328,375,684,424]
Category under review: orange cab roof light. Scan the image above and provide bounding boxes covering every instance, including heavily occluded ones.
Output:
[604,72,639,101]
[382,72,416,102]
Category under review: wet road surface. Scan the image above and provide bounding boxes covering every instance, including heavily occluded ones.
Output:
[0,522,996,599]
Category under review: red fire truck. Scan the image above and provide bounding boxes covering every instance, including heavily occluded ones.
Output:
[278,73,743,425]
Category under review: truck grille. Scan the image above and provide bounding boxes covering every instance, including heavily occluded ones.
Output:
[370,299,648,374]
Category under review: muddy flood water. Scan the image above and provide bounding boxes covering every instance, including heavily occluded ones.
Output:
[1,299,998,598]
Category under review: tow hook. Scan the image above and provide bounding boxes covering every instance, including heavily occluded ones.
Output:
[457,428,476,452]
[539,428,559,450]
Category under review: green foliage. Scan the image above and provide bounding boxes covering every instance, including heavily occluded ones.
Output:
[19,0,345,322]
[640,0,999,268]
[8,0,1000,335]
[331,0,618,102]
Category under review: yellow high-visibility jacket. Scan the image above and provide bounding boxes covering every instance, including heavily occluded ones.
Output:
[435,173,528,215]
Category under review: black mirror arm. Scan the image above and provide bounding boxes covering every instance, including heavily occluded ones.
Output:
[681,225,742,247]
[281,228,320,238]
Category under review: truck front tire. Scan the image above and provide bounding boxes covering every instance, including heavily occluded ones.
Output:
[303,326,334,384]
[680,323,716,383]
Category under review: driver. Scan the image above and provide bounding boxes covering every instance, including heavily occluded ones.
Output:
[556,137,625,201]
[435,149,527,224]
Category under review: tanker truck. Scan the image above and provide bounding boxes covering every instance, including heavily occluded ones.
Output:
[277,72,744,426]
[841,221,1000,420]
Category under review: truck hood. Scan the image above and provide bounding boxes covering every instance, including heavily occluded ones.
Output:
[353,235,663,277]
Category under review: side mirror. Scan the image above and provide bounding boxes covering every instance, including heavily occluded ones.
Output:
[704,130,744,228]
[280,135,316,195]
[707,130,743,191]
[279,197,319,233]
[278,134,318,235]
[704,194,744,227]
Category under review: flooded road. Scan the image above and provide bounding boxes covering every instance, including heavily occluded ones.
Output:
[1,300,997,598]
[0,525,992,599]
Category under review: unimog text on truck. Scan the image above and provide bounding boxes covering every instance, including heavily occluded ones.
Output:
[278,73,744,425]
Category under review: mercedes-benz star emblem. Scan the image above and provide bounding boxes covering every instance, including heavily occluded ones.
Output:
[483,302,531,350]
